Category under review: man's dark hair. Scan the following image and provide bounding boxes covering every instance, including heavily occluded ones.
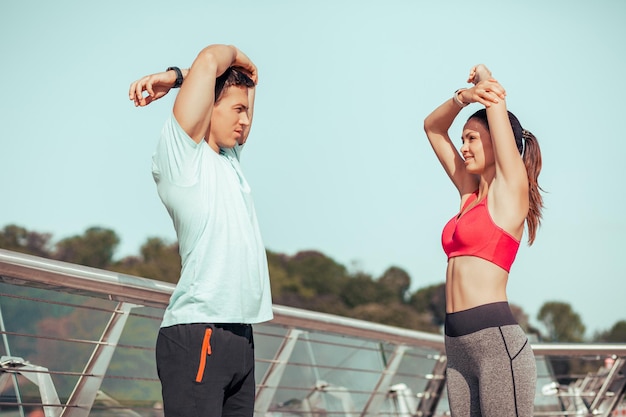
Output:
[215,67,255,102]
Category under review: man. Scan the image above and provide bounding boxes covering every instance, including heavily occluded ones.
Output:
[129,44,273,417]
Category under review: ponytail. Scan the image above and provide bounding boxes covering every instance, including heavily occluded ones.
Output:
[522,129,544,245]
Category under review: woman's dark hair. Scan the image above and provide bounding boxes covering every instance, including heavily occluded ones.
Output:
[468,109,544,245]
[215,67,255,102]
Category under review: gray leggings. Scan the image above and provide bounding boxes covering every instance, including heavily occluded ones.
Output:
[445,302,537,417]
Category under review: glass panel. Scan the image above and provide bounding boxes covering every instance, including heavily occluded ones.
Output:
[1,257,625,417]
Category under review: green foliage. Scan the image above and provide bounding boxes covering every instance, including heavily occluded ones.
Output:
[6,223,619,338]
[341,273,394,308]
[264,248,443,331]
[285,250,349,296]
[0,224,52,257]
[54,226,120,268]
[266,250,316,300]
[537,301,586,342]
[8,223,625,408]
[379,267,412,303]
[111,237,181,283]
[351,302,439,333]
[409,283,446,327]
[510,303,539,335]
[594,320,626,342]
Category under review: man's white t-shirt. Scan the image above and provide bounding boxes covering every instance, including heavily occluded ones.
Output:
[152,115,273,327]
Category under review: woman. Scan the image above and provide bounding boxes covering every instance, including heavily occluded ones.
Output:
[423,64,543,417]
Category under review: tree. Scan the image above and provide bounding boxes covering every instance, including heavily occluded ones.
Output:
[409,283,446,327]
[16,223,607,337]
[378,267,411,303]
[537,301,586,342]
[266,250,316,301]
[54,227,120,268]
[350,302,439,333]
[112,237,181,283]
[285,250,349,296]
[0,224,52,257]
[594,320,626,343]
[341,272,393,308]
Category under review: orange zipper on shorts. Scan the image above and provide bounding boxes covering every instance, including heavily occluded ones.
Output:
[195,328,212,382]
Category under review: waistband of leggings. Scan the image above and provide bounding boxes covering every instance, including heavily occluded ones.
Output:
[445,302,517,337]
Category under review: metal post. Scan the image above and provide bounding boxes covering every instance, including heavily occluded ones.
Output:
[254,328,304,416]
[360,344,409,417]
[416,353,447,417]
[61,301,136,417]
[589,357,626,416]
[0,356,62,417]
[0,303,25,417]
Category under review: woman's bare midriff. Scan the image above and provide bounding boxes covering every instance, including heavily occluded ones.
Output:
[445,256,509,313]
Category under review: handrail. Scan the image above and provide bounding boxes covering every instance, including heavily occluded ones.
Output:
[0,248,172,308]
[2,248,626,357]
[272,304,444,350]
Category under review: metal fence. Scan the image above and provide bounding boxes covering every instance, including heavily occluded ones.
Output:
[0,249,624,417]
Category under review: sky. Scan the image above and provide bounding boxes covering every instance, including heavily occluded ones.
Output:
[1,0,624,337]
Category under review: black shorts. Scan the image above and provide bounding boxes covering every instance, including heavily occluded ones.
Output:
[156,323,255,417]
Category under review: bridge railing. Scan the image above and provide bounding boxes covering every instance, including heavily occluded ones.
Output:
[0,248,624,417]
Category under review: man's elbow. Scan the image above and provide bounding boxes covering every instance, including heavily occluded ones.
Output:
[194,48,220,73]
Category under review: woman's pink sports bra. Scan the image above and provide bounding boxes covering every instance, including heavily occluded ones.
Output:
[441,191,520,272]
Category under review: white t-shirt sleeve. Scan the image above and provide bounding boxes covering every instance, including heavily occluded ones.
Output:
[152,114,203,186]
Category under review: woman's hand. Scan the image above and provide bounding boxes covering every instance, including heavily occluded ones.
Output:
[468,64,493,85]
[459,64,506,108]
[459,79,506,108]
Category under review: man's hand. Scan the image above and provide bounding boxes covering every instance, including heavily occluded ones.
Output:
[232,47,258,85]
[129,70,180,107]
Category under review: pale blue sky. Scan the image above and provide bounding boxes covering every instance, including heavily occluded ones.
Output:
[1,0,624,337]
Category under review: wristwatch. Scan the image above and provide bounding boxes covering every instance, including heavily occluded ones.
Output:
[453,88,469,108]
[166,66,183,88]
